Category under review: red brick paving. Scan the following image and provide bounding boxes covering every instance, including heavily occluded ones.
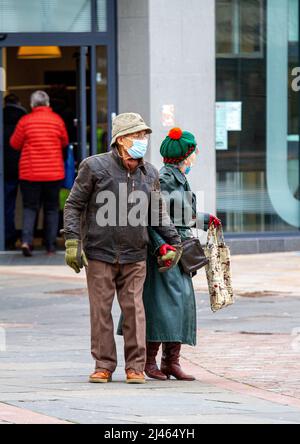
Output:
[182,329,300,409]
[0,402,70,424]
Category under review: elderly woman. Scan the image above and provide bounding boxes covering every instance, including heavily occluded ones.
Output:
[119,128,221,381]
[10,91,69,256]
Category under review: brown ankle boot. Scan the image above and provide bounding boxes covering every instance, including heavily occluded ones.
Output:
[145,342,167,381]
[160,343,196,381]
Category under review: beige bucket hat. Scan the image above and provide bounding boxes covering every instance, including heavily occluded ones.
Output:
[111,113,152,147]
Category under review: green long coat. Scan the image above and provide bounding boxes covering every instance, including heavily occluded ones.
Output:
[118,165,209,346]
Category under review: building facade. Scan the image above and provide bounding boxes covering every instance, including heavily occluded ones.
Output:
[0,0,299,253]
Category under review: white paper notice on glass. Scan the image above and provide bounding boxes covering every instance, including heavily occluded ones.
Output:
[225,102,242,131]
[216,102,242,150]
[216,102,228,150]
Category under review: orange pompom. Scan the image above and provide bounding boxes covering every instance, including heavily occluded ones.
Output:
[168,128,183,140]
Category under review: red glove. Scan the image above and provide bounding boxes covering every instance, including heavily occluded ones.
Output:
[209,215,222,228]
[159,244,176,257]
[164,260,172,268]
[159,244,176,268]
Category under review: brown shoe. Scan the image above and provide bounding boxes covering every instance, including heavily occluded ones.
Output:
[89,370,112,384]
[126,370,146,384]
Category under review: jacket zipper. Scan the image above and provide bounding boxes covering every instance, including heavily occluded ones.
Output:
[128,171,136,203]
[115,171,132,263]
[128,172,136,192]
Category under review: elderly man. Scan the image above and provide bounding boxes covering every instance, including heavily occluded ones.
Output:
[10,91,69,256]
[64,113,181,384]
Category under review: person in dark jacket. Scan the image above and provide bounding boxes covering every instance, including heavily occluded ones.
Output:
[10,90,69,256]
[118,128,221,381]
[3,94,27,249]
[63,113,181,385]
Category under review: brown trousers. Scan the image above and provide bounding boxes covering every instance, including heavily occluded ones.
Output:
[86,260,147,373]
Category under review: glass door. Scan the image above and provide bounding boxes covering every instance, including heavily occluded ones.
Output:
[75,46,88,162]
[75,45,110,160]
[0,1,117,251]
[0,43,112,250]
[0,47,4,250]
[95,45,108,155]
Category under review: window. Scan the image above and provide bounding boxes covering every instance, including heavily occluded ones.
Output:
[0,0,108,33]
[216,0,300,233]
[217,0,264,57]
[97,0,107,32]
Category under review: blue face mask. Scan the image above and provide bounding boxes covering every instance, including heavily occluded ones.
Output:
[184,166,192,175]
[127,139,149,159]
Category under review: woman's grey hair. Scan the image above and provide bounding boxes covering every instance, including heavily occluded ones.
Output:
[30,91,50,108]
[177,160,186,169]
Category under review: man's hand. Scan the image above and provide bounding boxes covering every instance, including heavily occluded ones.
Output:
[209,215,222,228]
[65,239,88,274]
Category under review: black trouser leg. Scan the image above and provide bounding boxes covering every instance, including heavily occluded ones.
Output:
[20,181,41,246]
[42,181,61,252]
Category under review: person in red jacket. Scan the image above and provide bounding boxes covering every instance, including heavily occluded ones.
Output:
[10,91,69,257]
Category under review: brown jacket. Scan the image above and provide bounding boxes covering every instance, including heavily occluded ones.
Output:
[64,149,181,264]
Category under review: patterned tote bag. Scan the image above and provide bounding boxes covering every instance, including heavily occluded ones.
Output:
[204,225,234,312]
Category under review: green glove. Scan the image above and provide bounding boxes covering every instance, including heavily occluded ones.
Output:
[157,245,183,274]
[65,239,88,274]
[161,251,177,262]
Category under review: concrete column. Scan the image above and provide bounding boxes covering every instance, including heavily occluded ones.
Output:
[117,0,150,122]
[117,0,216,214]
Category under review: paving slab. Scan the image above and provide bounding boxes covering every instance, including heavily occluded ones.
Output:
[0,255,300,424]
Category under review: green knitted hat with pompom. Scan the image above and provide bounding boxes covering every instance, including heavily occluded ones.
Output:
[160,128,197,164]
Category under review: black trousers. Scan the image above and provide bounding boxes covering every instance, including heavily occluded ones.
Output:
[4,179,19,246]
[20,180,62,251]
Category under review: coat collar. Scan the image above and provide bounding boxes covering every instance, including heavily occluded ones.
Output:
[111,148,147,174]
[32,106,52,113]
[164,164,187,185]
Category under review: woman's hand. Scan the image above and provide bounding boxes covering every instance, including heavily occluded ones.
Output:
[159,244,176,257]
[159,244,177,268]
[209,215,222,228]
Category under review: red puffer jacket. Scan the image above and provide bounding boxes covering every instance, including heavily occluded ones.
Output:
[10,106,69,182]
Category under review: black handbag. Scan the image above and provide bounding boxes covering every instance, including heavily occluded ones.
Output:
[180,237,209,276]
